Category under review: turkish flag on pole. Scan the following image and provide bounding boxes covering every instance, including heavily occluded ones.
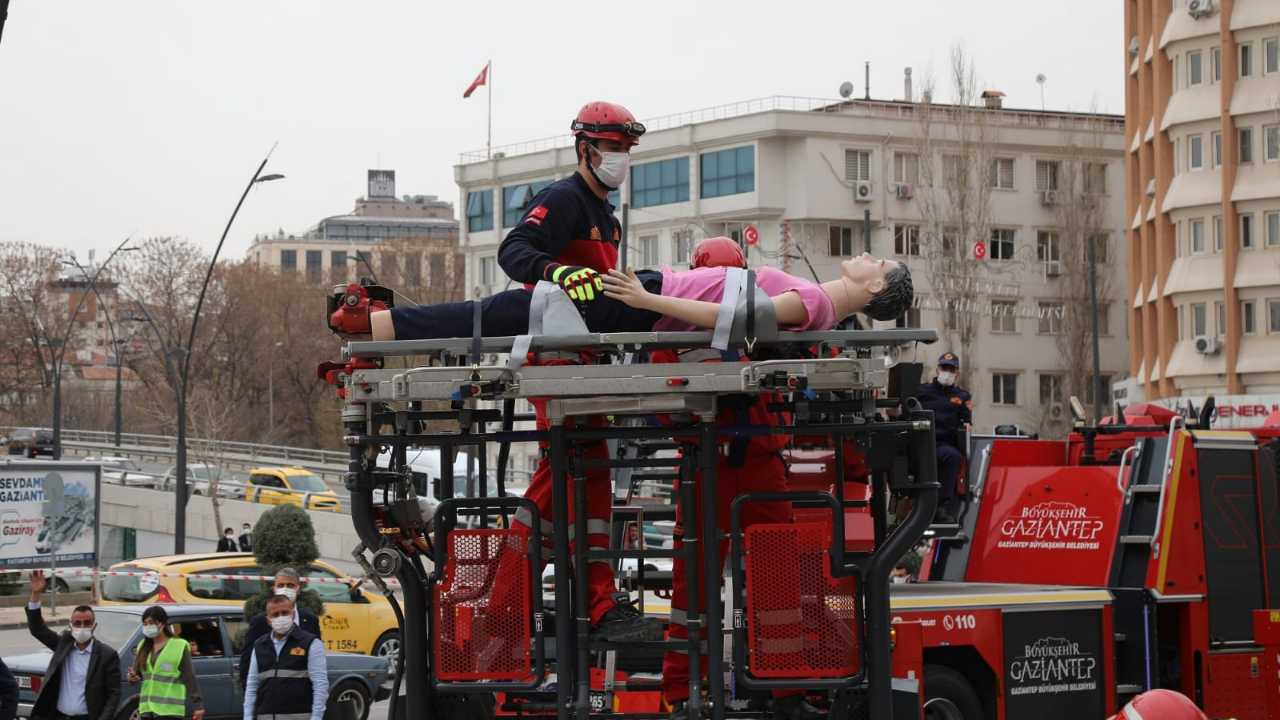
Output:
[463,62,489,99]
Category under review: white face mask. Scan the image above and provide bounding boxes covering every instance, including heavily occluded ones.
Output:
[71,627,93,644]
[275,587,297,601]
[589,144,630,190]
[270,615,294,635]
[142,624,161,639]
[225,533,233,538]
[892,575,909,584]
[937,371,957,387]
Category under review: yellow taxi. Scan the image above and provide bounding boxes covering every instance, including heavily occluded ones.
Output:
[246,467,342,512]
[98,553,400,660]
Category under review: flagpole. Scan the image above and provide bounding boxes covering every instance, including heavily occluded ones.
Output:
[486,60,492,160]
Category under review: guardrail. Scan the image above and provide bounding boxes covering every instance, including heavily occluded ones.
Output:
[63,429,348,465]
[95,470,353,515]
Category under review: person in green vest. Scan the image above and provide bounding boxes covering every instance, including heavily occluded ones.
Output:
[126,606,205,720]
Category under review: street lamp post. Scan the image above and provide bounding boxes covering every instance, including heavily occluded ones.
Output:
[124,304,184,454]
[172,159,283,553]
[268,341,283,437]
[51,240,137,460]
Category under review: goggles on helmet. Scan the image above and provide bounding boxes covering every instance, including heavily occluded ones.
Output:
[570,119,647,139]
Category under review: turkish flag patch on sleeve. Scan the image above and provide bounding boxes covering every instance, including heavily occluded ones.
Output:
[524,205,548,226]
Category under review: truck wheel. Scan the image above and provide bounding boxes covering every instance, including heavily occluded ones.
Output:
[923,664,984,720]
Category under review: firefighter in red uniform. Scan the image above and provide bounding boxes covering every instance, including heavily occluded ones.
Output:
[657,237,823,720]
[1107,689,1209,720]
[493,101,661,642]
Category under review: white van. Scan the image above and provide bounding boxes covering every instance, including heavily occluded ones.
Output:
[374,447,524,523]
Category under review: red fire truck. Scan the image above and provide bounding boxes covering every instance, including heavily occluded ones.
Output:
[796,401,1280,720]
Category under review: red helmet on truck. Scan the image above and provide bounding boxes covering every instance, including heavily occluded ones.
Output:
[691,236,746,269]
[1107,690,1207,720]
[570,101,645,146]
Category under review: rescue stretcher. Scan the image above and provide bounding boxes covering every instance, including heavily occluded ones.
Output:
[333,294,940,720]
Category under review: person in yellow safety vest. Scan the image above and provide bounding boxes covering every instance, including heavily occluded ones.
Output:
[126,606,204,720]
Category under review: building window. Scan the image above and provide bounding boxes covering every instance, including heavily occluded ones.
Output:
[944,302,960,331]
[1212,47,1222,82]
[1267,38,1279,74]
[894,152,920,185]
[502,180,552,227]
[632,157,690,208]
[1035,160,1061,192]
[942,155,966,186]
[1244,300,1258,334]
[1039,374,1064,404]
[306,250,322,282]
[894,225,921,256]
[466,189,494,232]
[1189,134,1204,170]
[1084,374,1113,405]
[280,250,296,272]
[990,158,1014,189]
[1267,212,1280,247]
[1189,51,1203,85]
[480,256,497,286]
[990,228,1016,260]
[1037,231,1061,275]
[1242,214,1255,248]
[639,235,660,267]
[1211,131,1222,167]
[897,305,923,329]
[992,373,1019,406]
[1241,43,1254,77]
[701,146,755,199]
[1037,301,1065,335]
[1240,127,1254,164]
[829,226,854,256]
[1096,303,1112,335]
[1265,125,1279,162]
[1214,215,1224,251]
[1087,234,1111,264]
[330,250,347,271]
[1217,302,1226,335]
[991,300,1018,333]
[845,150,871,182]
[1270,299,1280,334]
[1084,163,1108,194]
[1191,302,1207,337]
[1191,218,1206,253]
[672,230,693,265]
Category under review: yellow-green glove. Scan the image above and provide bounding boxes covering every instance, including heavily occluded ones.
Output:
[549,264,604,302]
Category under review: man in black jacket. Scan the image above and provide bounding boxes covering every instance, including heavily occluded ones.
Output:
[237,567,322,685]
[25,572,120,720]
[0,657,18,720]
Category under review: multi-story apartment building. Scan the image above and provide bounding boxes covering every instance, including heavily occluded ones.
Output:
[247,170,463,302]
[1122,0,1280,424]
[456,91,1129,477]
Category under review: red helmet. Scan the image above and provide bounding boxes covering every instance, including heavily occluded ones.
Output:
[692,236,746,269]
[1108,690,1206,720]
[570,101,645,146]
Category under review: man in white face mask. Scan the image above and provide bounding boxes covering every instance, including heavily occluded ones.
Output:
[237,568,323,686]
[915,352,973,525]
[25,571,121,720]
[243,595,327,720]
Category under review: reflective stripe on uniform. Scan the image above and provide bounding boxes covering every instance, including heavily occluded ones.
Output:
[668,638,710,655]
[260,668,310,679]
[135,637,190,717]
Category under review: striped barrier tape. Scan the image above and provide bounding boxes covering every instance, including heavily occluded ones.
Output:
[0,568,403,586]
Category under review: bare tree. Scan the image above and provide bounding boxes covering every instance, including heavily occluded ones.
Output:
[0,243,68,422]
[914,44,997,388]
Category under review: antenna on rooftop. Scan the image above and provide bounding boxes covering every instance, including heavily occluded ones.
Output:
[839,81,854,100]
[1036,74,1047,111]
[864,61,871,100]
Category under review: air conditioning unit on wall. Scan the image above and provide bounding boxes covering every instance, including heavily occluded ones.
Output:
[1188,0,1214,18]
[895,185,915,199]
[854,182,874,202]
[1049,402,1065,420]
[1194,335,1219,354]
[1040,189,1060,205]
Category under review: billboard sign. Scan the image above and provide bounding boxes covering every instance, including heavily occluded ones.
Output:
[0,463,101,568]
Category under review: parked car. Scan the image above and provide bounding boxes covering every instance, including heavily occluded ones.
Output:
[82,456,153,487]
[97,553,401,661]
[5,603,391,720]
[6,427,54,458]
[14,567,96,593]
[160,463,244,499]
[245,467,342,512]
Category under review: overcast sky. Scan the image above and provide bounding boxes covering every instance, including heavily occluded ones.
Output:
[0,1,1124,262]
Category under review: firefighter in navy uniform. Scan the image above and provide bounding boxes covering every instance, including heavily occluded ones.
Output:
[490,101,662,642]
[243,595,328,720]
[916,352,971,525]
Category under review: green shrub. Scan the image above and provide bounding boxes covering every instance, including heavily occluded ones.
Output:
[243,504,325,621]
